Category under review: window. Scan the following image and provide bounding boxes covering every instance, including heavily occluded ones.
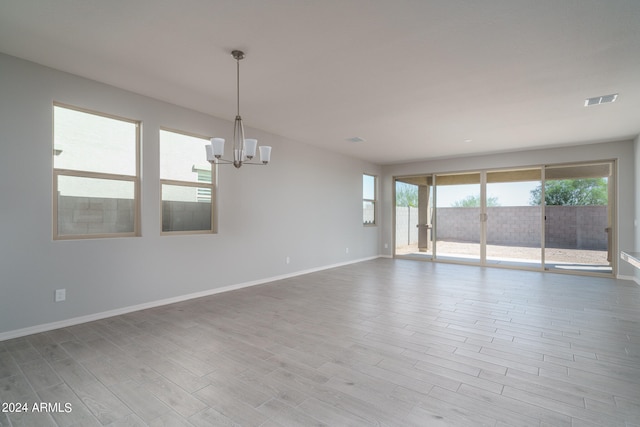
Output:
[160,129,216,234]
[363,173,377,226]
[53,104,140,239]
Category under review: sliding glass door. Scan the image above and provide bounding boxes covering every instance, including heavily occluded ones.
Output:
[543,163,613,274]
[394,160,615,276]
[486,169,542,268]
[395,176,433,258]
[434,173,481,263]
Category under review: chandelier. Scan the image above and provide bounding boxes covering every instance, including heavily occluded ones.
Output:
[205,50,271,168]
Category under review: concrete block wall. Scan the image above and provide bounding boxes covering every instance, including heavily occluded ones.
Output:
[396,205,607,250]
[58,196,213,235]
[436,207,481,243]
[577,207,608,250]
[545,205,576,248]
[58,195,134,235]
[162,200,212,232]
[546,205,608,250]
[486,206,542,247]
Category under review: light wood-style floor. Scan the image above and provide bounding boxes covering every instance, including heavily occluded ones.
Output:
[1,259,640,426]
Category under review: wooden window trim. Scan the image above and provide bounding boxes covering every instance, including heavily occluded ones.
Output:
[52,103,141,240]
[159,128,217,235]
[363,173,377,227]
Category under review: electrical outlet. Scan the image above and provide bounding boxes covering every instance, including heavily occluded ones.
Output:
[55,289,66,302]
[384,243,388,249]
[285,256,290,264]
[345,247,349,254]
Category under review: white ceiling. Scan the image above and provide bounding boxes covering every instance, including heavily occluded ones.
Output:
[1,0,639,164]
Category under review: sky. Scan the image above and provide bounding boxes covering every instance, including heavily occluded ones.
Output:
[435,181,541,207]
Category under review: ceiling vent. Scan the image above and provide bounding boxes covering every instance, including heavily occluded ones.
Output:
[584,93,618,107]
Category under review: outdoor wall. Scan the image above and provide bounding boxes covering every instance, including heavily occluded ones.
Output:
[58,196,136,235]
[381,140,636,278]
[57,195,214,235]
[395,206,419,245]
[487,206,542,247]
[396,205,607,250]
[161,200,212,232]
[436,208,482,244]
[0,53,381,338]
[545,206,608,250]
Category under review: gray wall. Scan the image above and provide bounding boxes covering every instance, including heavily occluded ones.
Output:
[381,141,637,277]
[0,53,381,336]
[635,135,640,283]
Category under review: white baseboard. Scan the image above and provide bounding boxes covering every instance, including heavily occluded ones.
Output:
[617,274,640,285]
[0,256,381,342]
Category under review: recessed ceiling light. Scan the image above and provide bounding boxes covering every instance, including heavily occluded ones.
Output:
[463,139,473,143]
[584,93,618,107]
[346,137,366,143]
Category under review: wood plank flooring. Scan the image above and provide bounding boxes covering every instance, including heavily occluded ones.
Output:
[1,259,639,426]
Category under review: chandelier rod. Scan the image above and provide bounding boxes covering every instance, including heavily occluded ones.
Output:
[236,54,240,117]
[231,50,245,118]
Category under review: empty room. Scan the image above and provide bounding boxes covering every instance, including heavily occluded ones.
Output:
[1,1,640,426]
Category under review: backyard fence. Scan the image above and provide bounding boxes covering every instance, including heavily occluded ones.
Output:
[396,205,607,250]
[57,195,212,235]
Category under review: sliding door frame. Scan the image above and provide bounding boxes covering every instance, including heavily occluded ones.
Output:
[393,159,616,277]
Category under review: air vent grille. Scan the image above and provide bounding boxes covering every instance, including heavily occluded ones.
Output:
[584,93,618,107]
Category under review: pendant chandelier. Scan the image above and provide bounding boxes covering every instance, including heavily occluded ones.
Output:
[205,50,271,168]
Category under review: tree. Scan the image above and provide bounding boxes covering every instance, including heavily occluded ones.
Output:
[529,178,607,206]
[396,183,418,207]
[451,194,500,207]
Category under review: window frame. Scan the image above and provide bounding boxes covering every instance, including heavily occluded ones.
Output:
[363,173,377,226]
[52,103,141,240]
[159,127,217,235]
